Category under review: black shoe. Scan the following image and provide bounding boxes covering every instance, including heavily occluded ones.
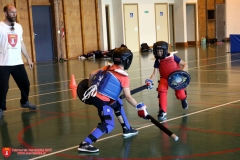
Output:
[78,142,99,153]
[158,110,167,121]
[122,126,138,138]
[21,101,37,110]
[181,99,188,109]
[0,109,3,119]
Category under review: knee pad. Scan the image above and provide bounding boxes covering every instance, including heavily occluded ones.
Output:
[84,123,107,143]
[102,105,114,133]
[110,98,122,110]
[113,98,123,113]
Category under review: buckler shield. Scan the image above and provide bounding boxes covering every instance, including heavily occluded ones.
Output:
[77,79,92,105]
[167,70,190,90]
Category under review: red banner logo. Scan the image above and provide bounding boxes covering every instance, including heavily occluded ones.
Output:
[8,34,18,47]
[2,147,12,158]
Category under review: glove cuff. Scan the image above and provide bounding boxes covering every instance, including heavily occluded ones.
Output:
[135,102,145,109]
[145,79,152,83]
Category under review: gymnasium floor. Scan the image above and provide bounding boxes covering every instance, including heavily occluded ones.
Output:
[1,42,240,160]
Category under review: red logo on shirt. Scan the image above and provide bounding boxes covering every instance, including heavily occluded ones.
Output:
[2,147,12,158]
[8,34,18,47]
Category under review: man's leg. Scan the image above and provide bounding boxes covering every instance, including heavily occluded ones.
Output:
[11,65,30,104]
[0,66,11,118]
[11,65,36,110]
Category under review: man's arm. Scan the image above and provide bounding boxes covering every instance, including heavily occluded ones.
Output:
[21,40,33,69]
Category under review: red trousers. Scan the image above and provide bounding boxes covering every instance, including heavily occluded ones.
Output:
[158,78,186,112]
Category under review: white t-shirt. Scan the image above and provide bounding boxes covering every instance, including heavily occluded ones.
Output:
[0,21,24,66]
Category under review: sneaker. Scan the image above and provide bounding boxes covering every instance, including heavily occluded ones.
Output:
[78,142,99,153]
[181,99,188,109]
[158,110,167,121]
[21,101,37,110]
[0,109,3,119]
[122,126,138,138]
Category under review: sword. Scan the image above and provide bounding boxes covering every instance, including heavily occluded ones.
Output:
[119,85,148,99]
[120,85,179,141]
[146,115,179,141]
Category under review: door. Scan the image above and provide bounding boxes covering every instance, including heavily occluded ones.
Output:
[155,4,169,43]
[123,4,140,52]
[186,4,196,45]
[169,4,175,47]
[105,5,111,50]
[216,4,225,42]
[32,6,54,62]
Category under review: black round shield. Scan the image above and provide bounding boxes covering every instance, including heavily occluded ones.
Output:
[77,78,93,105]
[167,70,191,90]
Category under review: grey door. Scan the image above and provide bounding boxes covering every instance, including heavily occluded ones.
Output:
[32,6,54,62]
[186,4,196,43]
[216,4,225,42]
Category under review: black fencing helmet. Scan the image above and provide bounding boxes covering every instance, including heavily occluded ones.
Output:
[112,47,133,70]
[153,41,168,59]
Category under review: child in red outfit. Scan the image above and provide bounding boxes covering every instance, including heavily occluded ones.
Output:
[145,41,188,120]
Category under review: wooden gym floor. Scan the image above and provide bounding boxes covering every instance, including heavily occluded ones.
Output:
[1,42,240,160]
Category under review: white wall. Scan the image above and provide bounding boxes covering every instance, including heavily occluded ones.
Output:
[99,0,122,51]
[136,2,156,47]
[226,0,240,36]
[174,0,186,43]
[99,0,198,51]
[121,0,176,47]
[98,0,105,50]
[112,0,124,48]
[99,0,238,50]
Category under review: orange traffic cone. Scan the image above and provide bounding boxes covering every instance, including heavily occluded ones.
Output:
[71,88,77,98]
[70,74,77,89]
